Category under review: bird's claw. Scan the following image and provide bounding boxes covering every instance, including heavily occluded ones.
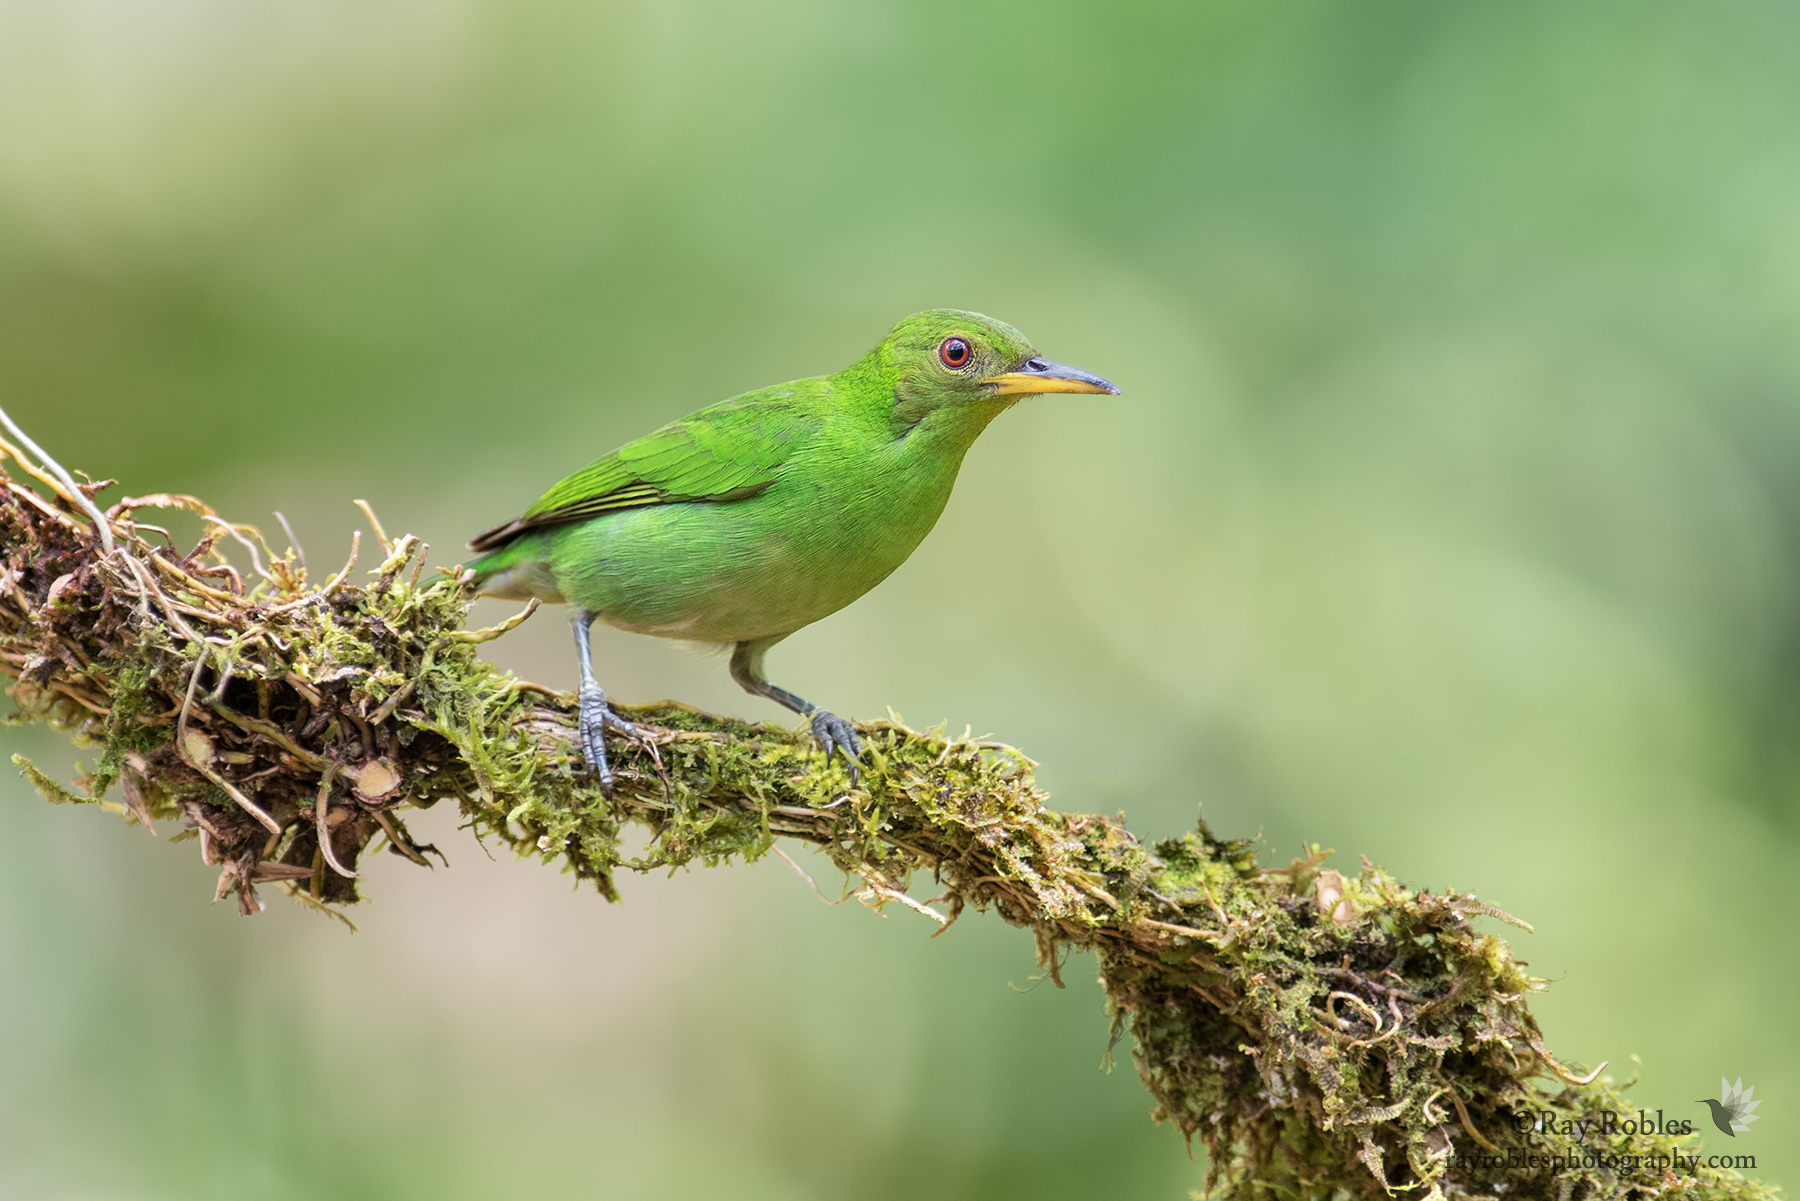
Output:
[809,709,864,788]
[577,683,626,791]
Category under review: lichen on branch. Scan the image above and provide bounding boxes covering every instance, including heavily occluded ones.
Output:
[0,430,1778,1201]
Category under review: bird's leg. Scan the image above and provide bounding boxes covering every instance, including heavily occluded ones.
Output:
[729,637,864,787]
[571,610,636,790]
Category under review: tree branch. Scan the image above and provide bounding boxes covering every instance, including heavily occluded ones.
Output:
[0,431,1778,1201]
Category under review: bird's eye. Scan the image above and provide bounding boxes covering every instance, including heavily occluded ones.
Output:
[938,338,972,369]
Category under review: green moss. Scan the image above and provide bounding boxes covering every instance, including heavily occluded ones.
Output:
[12,752,89,805]
[0,463,1781,1201]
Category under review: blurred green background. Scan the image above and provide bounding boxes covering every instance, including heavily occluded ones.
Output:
[2,1,1795,1196]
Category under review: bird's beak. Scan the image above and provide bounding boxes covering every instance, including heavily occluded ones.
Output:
[983,356,1121,397]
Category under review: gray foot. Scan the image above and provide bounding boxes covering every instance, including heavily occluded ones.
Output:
[809,709,864,787]
[577,684,637,790]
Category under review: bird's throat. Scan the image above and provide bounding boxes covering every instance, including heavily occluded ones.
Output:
[895,394,1017,449]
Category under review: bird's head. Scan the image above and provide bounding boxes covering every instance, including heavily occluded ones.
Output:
[879,309,1119,424]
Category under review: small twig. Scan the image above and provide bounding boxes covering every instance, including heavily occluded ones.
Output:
[771,843,844,905]
[353,500,391,556]
[192,561,244,595]
[1347,993,1407,1049]
[1445,1084,1500,1152]
[1139,917,1222,941]
[175,650,280,835]
[369,677,421,726]
[319,531,360,598]
[200,517,276,584]
[314,762,357,879]
[373,809,434,868]
[1326,990,1383,1035]
[47,679,110,715]
[342,704,376,759]
[1529,1038,1607,1086]
[0,409,114,552]
[208,700,330,769]
[1069,871,1119,909]
[284,672,323,707]
[2,477,88,538]
[146,552,239,604]
[860,883,947,925]
[273,511,307,574]
[372,534,419,588]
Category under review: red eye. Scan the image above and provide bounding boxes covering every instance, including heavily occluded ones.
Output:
[938,337,971,369]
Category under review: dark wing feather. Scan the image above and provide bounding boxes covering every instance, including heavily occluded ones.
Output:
[466,387,806,553]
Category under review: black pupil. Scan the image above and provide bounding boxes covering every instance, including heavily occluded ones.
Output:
[945,340,967,364]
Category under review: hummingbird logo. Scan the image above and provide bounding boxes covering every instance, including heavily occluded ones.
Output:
[1698,1078,1761,1137]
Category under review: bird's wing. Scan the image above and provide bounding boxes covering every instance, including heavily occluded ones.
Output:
[468,388,806,553]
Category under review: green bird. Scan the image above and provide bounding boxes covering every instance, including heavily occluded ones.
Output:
[465,309,1119,788]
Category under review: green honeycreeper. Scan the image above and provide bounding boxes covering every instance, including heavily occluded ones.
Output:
[465,309,1119,788]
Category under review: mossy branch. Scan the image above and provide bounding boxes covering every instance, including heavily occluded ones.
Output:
[0,429,1779,1201]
